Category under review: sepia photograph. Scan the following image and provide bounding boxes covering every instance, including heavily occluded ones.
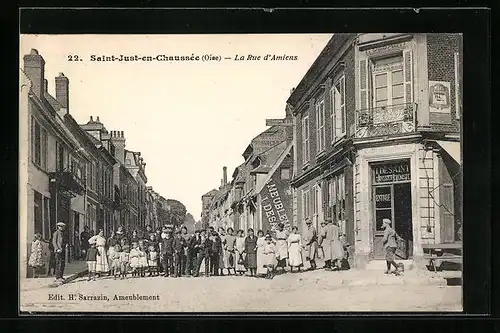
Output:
[19,32,463,313]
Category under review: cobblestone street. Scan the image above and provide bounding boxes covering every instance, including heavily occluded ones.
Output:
[20,269,462,313]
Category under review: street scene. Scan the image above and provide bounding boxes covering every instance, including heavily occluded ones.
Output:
[20,33,462,313]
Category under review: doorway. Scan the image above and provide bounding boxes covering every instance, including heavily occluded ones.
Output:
[372,160,413,259]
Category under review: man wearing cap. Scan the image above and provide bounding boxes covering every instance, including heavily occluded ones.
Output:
[160,228,175,277]
[302,218,318,271]
[52,222,67,283]
[382,218,400,275]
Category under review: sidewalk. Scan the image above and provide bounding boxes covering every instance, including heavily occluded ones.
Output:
[20,260,88,291]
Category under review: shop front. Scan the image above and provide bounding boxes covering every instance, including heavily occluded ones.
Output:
[371,159,413,260]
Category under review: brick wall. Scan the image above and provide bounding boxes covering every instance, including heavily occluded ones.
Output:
[427,33,461,132]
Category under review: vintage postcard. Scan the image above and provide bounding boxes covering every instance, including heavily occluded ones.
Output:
[19,32,463,313]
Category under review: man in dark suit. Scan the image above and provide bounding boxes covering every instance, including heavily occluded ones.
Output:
[210,230,223,276]
[52,222,67,283]
[161,230,174,277]
[195,229,212,277]
[172,229,186,278]
[189,230,202,277]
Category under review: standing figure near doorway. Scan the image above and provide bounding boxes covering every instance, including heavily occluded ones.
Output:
[382,218,401,275]
[302,218,318,271]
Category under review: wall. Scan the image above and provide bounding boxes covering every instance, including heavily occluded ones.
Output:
[426,33,462,131]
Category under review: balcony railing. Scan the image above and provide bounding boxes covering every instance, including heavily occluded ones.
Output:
[354,102,418,139]
[49,168,86,197]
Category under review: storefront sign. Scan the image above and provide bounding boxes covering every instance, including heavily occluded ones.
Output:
[429,81,451,113]
[373,161,411,184]
[260,169,292,232]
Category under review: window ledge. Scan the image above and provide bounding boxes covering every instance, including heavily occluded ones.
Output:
[331,135,346,147]
[316,150,327,158]
[301,162,311,171]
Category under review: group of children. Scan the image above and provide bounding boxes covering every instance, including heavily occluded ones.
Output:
[85,240,160,281]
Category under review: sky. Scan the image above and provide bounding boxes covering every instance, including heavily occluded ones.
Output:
[20,34,332,220]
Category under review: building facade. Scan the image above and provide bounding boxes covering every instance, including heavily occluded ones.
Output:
[289,33,462,269]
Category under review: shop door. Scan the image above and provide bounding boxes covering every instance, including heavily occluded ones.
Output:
[393,183,413,259]
[373,183,413,259]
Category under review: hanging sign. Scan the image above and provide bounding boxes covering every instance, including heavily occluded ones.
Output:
[372,160,411,184]
[260,169,292,233]
[429,81,451,113]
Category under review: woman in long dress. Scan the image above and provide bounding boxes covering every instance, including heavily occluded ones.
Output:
[287,226,303,272]
[235,230,246,275]
[256,230,267,276]
[89,229,110,276]
[330,221,345,271]
[274,223,289,274]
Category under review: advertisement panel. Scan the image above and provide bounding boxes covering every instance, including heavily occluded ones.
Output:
[260,169,292,233]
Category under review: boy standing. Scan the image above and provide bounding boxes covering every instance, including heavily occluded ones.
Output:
[85,242,98,281]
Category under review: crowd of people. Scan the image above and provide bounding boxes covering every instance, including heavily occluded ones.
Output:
[28,217,353,284]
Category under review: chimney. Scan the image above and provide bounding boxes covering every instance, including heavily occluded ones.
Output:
[96,116,100,122]
[223,166,227,185]
[110,130,126,164]
[55,72,69,111]
[23,49,45,98]
[44,79,48,92]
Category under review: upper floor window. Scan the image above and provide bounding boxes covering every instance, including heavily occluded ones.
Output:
[330,75,346,142]
[31,117,47,170]
[91,161,97,191]
[301,114,310,164]
[373,55,404,108]
[302,187,310,221]
[315,98,326,153]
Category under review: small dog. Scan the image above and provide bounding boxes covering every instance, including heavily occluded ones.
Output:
[395,262,405,275]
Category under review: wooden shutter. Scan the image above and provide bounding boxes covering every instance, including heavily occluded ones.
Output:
[359,59,368,110]
[403,50,414,104]
[341,76,346,134]
[439,156,455,243]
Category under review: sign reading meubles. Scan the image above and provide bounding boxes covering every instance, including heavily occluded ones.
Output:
[260,170,292,232]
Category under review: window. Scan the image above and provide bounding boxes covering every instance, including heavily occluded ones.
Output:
[91,161,97,191]
[301,115,310,164]
[56,142,65,172]
[302,188,310,221]
[31,118,47,169]
[312,184,321,229]
[280,168,290,180]
[315,99,326,153]
[372,55,404,108]
[34,191,43,235]
[330,76,346,142]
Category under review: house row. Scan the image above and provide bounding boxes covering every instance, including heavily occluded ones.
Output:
[20,49,166,278]
[202,33,462,269]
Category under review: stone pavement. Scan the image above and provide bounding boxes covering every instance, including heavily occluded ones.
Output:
[20,260,88,291]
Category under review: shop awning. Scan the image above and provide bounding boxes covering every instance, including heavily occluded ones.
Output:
[435,140,461,165]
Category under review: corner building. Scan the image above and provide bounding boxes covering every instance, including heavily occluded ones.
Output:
[290,33,462,269]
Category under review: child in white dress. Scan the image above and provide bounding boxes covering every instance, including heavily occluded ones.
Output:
[263,235,276,279]
[129,242,140,277]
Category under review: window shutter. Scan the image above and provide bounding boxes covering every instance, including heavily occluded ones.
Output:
[403,50,413,104]
[341,76,346,134]
[359,59,369,110]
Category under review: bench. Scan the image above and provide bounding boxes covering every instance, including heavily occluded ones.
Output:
[422,243,462,273]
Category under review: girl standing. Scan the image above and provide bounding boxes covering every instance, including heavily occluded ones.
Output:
[119,245,130,279]
[129,242,140,277]
[287,226,303,272]
[138,240,148,277]
[111,244,122,279]
[28,233,44,278]
[235,230,246,275]
[148,245,159,276]
[244,228,258,277]
[263,235,276,279]
[256,230,267,277]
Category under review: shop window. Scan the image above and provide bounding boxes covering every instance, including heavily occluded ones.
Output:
[327,173,346,225]
[280,168,290,180]
[330,75,346,142]
[301,115,310,164]
[43,197,50,240]
[315,98,326,153]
